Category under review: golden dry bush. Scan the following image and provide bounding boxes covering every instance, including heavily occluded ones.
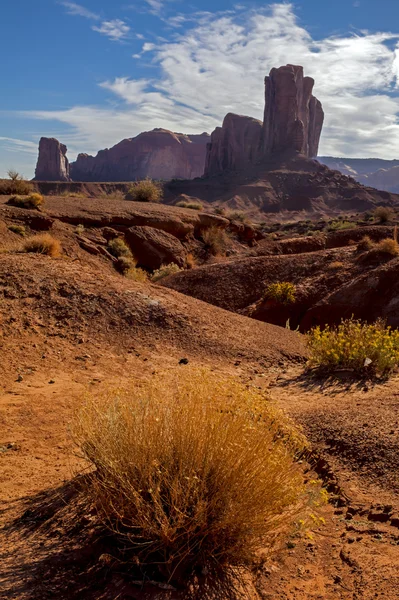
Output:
[376,237,399,256]
[374,206,395,224]
[7,193,43,209]
[107,237,132,259]
[357,235,374,252]
[126,179,163,203]
[125,266,148,282]
[176,200,203,210]
[151,262,182,282]
[23,233,61,257]
[0,170,33,195]
[202,225,230,256]
[266,282,296,304]
[73,371,308,585]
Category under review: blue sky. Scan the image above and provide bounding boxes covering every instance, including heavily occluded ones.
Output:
[2,0,399,177]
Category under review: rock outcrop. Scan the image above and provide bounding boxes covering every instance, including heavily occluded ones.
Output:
[34,138,70,182]
[205,65,324,176]
[125,226,186,270]
[70,130,210,182]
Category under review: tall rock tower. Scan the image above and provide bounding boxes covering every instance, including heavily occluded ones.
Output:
[34,137,71,181]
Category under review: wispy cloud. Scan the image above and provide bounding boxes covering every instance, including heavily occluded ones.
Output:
[145,0,164,15]
[17,4,399,161]
[92,19,130,41]
[59,1,100,20]
[0,137,38,154]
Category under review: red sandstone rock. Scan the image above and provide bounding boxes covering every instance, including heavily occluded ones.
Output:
[34,138,70,182]
[70,129,210,182]
[125,226,186,269]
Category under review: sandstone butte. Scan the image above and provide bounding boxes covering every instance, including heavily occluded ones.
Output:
[34,64,324,183]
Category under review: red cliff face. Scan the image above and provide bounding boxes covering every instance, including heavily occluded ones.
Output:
[205,65,324,176]
[34,138,71,182]
[69,130,210,182]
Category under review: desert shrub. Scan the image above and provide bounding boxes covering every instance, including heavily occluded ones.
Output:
[126,266,148,282]
[126,179,163,203]
[7,193,43,209]
[74,370,307,585]
[176,200,203,210]
[107,237,132,259]
[114,256,137,275]
[100,190,126,201]
[357,235,374,252]
[202,225,230,256]
[228,210,249,224]
[8,224,26,236]
[328,261,344,270]
[307,318,399,375]
[213,207,226,216]
[151,262,182,282]
[23,233,61,257]
[326,220,353,231]
[0,170,33,195]
[374,206,395,224]
[75,224,85,235]
[266,282,296,305]
[376,237,399,256]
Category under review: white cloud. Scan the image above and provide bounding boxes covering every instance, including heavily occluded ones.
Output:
[0,137,38,154]
[145,0,164,15]
[92,19,130,41]
[15,4,399,160]
[59,1,100,20]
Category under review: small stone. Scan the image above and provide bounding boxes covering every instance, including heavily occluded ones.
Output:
[16,374,23,382]
[179,358,189,365]
[49,380,55,385]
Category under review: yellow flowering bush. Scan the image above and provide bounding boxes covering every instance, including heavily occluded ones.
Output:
[266,282,296,305]
[307,318,399,375]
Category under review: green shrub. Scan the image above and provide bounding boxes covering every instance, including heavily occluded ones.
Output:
[8,224,26,236]
[126,179,163,203]
[266,282,296,305]
[176,200,203,210]
[307,318,399,375]
[374,206,395,224]
[151,262,182,282]
[107,237,132,259]
[7,193,43,209]
[326,220,353,231]
[73,370,307,586]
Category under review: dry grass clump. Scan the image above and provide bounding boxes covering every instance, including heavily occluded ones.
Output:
[126,179,163,203]
[23,233,61,257]
[8,224,26,236]
[151,262,182,282]
[307,318,399,376]
[0,170,33,195]
[374,206,395,224]
[202,226,230,256]
[176,200,203,210]
[376,237,399,256]
[7,193,43,209]
[328,261,344,270]
[357,235,374,252]
[125,266,148,282]
[74,371,307,585]
[266,282,296,305]
[107,237,132,259]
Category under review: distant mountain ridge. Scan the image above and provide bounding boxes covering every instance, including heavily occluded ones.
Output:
[318,157,399,193]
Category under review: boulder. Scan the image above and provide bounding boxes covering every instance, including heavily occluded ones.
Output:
[125,226,186,270]
[34,138,71,182]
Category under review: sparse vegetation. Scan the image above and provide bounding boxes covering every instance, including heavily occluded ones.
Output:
[8,224,26,236]
[176,200,203,210]
[228,210,250,224]
[266,282,296,305]
[23,233,61,257]
[74,371,307,585]
[374,206,395,224]
[307,318,399,376]
[126,179,163,203]
[328,261,344,270]
[202,225,230,256]
[107,237,132,259]
[125,266,148,282]
[75,224,85,235]
[114,255,136,275]
[7,193,43,209]
[357,235,374,252]
[326,220,353,231]
[151,262,182,282]
[0,170,33,195]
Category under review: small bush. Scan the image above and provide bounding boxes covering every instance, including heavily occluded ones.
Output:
[266,282,296,305]
[374,206,395,224]
[75,224,85,235]
[328,261,344,270]
[126,266,148,282]
[376,237,399,256]
[126,179,163,203]
[326,220,353,231]
[0,170,33,195]
[107,237,132,259]
[74,371,307,585]
[307,318,399,375]
[214,207,226,216]
[176,200,203,210]
[151,262,182,282]
[202,226,230,256]
[8,224,26,236]
[357,235,374,252]
[7,193,43,209]
[114,256,137,275]
[228,211,249,224]
[23,234,61,257]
